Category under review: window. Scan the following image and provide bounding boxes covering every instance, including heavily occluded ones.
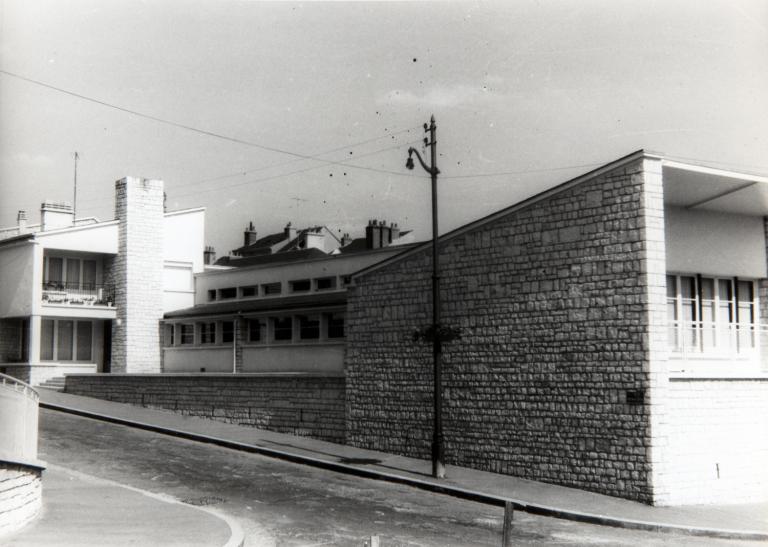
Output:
[41,319,54,360]
[207,290,217,301]
[316,277,337,291]
[241,286,258,298]
[327,312,345,339]
[180,324,194,345]
[262,283,281,296]
[222,321,235,343]
[57,320,74,360]
[76,322,93,361]
[82,260,97,289]
[45,257,64,289]
[66,261,80,290]
[667,274,757,356]
[164,324,175,347]
[40,319,93,362]
[219,287,237,299]
[248,319,264,343]
[299,315,320,340]
[273,317,293,341]
[289,279,311,293]
[200,322,216,344]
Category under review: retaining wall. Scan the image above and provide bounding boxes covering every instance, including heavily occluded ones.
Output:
[0,464,42,537]
[65,373,346,442]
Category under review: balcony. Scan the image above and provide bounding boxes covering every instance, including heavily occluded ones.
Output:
[41,282,115,307]
[668,320,767,362]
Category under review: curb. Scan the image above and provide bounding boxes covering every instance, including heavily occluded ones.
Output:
[40,401,768,542]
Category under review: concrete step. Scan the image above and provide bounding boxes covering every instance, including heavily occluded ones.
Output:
[38,376,66,391]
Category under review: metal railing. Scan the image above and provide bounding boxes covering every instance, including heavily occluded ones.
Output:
[41,282,115,306]
[667,320,767,359]
[0,372,39,402]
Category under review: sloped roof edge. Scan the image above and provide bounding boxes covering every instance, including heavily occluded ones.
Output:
[351,149,658,281]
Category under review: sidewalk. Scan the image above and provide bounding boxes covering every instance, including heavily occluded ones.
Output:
[39,389,768,542]
[3,462,243,547]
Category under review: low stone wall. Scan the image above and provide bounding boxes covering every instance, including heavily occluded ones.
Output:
[65,373,346,443]
[0,464,42,537]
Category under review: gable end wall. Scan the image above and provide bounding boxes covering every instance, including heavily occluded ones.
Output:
[345,158,656,502]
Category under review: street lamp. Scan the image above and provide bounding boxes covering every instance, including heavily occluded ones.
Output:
[405,115,445,479]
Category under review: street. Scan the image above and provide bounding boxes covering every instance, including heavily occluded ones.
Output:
[39,409,755,547]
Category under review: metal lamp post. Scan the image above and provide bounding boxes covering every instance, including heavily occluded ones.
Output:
[406,115,445,479]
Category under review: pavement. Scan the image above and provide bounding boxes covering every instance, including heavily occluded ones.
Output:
[2,462,244,547]
[37,389,768,542]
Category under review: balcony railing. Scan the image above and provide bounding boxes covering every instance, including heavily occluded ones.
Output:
[667,320,767,360]
[41,282,115,307]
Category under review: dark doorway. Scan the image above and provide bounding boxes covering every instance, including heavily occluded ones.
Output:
[102,320,112,373]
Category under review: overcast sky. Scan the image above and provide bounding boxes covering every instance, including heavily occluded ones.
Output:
[1,0,767,256]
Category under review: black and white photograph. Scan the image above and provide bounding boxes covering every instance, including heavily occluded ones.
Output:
[0,1,767,545]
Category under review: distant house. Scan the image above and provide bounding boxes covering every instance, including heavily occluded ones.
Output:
[345,151,768,506]
[0,178,205,385]
[161,220,416,374]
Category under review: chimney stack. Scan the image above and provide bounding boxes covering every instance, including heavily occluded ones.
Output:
[340,233,351,247]
[244,221,258,246]
[16,210,27,234]
[40,201,74,231]
[204,246,216,265]
[390,222,400,243]
[284,221,296,241]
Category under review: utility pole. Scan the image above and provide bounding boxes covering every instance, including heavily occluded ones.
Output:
[73,151,79,219]
[406,116,445,479]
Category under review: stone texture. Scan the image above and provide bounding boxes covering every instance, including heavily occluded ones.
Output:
[65,374,346,442]
[0,464,42,537]
[346,158,658,503]
[111,178,164,373]
[0,319,22,364]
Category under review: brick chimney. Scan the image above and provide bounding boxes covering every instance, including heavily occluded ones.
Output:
[284,222,296,241]
[340,233,351,247]
[16,210,27,235]
[204,246,216,265]
[365,219,383,249]
[390,222,400,242]
[244,221,258,246]
[40,201,74,231]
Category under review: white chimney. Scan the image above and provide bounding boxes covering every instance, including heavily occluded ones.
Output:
[40,201,74,231]
[16,210,27,234]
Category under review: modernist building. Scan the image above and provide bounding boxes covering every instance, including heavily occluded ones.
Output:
[0,178,204,385]
[345,151,768,506]
[161,220,415,374]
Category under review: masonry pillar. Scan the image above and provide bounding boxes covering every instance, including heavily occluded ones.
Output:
[26,315,41,366]
[111,177,164,373]
[641,156,672,505]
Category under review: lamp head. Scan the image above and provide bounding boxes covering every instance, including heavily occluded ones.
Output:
[405,154,415,170]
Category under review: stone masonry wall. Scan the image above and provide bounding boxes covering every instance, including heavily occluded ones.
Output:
[65,374,346,442]
[0,464,42,537]
[346,158,657,502]
[111,178,164,373]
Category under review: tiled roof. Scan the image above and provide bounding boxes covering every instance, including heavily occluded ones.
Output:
[215,248,328,268]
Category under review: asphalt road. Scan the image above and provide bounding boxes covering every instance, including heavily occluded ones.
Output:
[39,409,755,547]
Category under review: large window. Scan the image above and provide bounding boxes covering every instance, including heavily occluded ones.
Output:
[248,319,264,343]
[40,319,94,362]
[667,274,757,356]
[44,256,97,290]
[222,321,235,343]
[299,315,320,340]
[180,324,194,345]
[326,312,345,339]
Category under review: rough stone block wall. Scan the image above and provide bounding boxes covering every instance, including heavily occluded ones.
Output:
[663,378,768,505]
[347,159,657,502]
[0,464,42,537]
[111,178,164,373]
[65,374,346,442]
[0,319,22,363]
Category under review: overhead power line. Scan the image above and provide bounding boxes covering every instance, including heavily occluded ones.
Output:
[0,68,417,174]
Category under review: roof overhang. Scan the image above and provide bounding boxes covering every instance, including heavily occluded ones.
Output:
[662,160,768,216]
